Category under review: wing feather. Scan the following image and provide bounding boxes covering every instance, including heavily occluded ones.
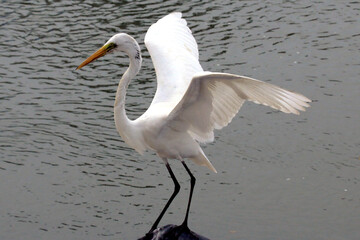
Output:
[145,12,203,109]
[143,13,311,144]
[165,72,311,143]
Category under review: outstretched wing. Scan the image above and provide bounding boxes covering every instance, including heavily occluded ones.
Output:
[144,13,311,144]
[145,12,203,109]
[165,72,311,143]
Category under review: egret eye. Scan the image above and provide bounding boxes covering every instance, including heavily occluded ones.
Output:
[105,42,117,51]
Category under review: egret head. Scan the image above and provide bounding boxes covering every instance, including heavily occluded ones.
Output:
[76,33,141,70]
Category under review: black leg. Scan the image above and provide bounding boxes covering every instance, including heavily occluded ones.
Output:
[149,159,180,233]
[180,160,196,228]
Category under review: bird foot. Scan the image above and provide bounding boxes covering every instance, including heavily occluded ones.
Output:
[138,224,210,240]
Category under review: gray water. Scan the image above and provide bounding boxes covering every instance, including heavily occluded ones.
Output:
[1,1,359,239]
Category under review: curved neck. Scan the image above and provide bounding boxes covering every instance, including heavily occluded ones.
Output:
[114,54,141,112]
[114,40,142,151]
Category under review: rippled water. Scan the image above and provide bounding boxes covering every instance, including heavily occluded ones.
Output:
[1,1,359,239]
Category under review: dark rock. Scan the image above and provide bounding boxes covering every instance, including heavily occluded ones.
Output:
[138,224,210,240]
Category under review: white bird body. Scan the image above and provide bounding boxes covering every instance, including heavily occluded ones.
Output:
[78,12,310,173]
[77,12,310,233]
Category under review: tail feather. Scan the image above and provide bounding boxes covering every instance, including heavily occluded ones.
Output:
[189,149,217,173]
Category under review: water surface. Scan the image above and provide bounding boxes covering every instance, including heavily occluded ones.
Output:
[1,1,359,239]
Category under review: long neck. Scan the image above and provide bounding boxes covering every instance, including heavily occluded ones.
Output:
[114,41,143,151]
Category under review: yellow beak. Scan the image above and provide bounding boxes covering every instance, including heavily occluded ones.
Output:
[76,43,116,70]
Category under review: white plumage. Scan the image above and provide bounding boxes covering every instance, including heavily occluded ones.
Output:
[77,12,310,173]
[77,12,311,231]
[140,13,310,172]
[145,13,203,106]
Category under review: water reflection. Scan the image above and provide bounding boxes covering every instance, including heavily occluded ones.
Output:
[1,0,359,239]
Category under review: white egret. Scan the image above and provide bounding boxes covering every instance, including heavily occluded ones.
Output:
[77,12,310,234]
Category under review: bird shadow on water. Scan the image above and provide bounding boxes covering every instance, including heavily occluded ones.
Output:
[138,224,210,240]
